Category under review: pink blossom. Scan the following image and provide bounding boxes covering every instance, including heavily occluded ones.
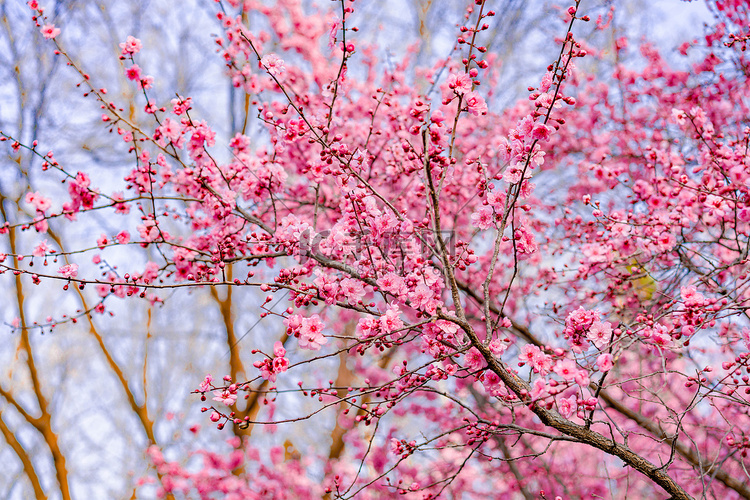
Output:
[298,314,327,350]
[377,272,407,298]
[272,356,289,375]
[487,191,506,211]
[654,231,675,252]
[65,171,99,215]
[587,320,613,348]
[539,71,553,93]
[33,239,52,257]
[596,353,614,372]
[157,118,184,148]
[284,313,302,333]
[33,216,48,234]
[357,317,379,340]
[530,123,552,142]
[530,148,546,168]
[582,243,610,264]
[273,341,286,358]
[650,325,672,347]
[553,359,578,381]
[530,377,548,400]
[58,263,78,278]
[681,285,705,307]
[41,24,60,40]
[558,395,577,418]
[380,305,404,334]
[256,359,275,381]
[434,320,459,342]
[328,19,340,50]
[313,270,340,304]
[564,307,600,351]
[447,72,473,95]
[513,115,534,140]
[430,110,446,126]
[520,344,541,364]
[340,277,365,305]
[25,191,52,212]
[112,192,130,214]
[253,349,289,381]
[671,108,687,125]
[140,75,154,89]
[213,390,237,406]
[488,338,508,357]
[530,350,552,375]
[140,262,159,283]
[409,284,434,312]
[116,231,130,244]
[503,164,524,184]
[171,96,192,115]
[261,54,285,76]
[464,348,486,371]
[471,206,494,229]
[535,92,554,109]
[126,64,142,81]
[464,91,488,116]
[482,371,502,394]
[119,36,142,56]
[574,370,590,387]
[137,219,160,242]
[390,438,401,455]
[198,374,213,392]
[514,225,538,258]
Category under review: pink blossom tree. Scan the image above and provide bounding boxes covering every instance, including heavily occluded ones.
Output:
[2,0,750,498]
